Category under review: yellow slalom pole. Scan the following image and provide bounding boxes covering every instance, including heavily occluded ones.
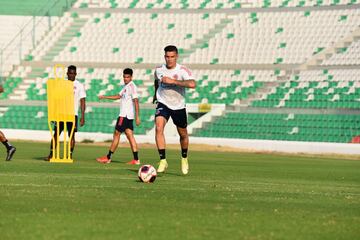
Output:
[47,64,75,163]
[68,122,75,160]
[56,121,60,160]
[64,121,67,160]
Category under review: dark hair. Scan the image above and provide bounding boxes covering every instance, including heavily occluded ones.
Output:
[164,45,178,54]
[123,68,133,76]
[68,65,77,72]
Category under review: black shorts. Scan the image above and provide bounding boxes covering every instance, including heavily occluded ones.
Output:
[155,102,187,128]
[115,117,133,133]
[53,116,78,136]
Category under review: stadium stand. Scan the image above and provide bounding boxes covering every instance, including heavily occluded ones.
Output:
[0,105,155,134]
[183,9,360,64]
[321,40,360,65]
[251,69,360,109]
[193,112,360,143]
[0,0,75,16]
[0,0,359,144]
[73,0,359,9]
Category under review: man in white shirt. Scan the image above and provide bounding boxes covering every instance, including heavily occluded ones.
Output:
[153,45,196,175]
[0,85,16,161]
[96,68,141,164]
[47,65,86,160]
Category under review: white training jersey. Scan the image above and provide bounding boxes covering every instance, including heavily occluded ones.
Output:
[154,63,194,110]
[74,80,86,116]
[118,81,139,119]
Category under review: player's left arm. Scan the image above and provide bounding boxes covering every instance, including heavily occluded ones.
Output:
[132,84,141,126]
[176,78,196,88]
[80,97,86,126]
[161,67,196,88]
[133,98,141,126]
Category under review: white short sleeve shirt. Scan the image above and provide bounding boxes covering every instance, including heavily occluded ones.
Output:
[155,63,194,110]
[74,80,86,116]
[119,81,139,119]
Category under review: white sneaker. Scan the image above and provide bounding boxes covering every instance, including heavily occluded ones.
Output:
[181,157,189,175]
[157,159,168,173]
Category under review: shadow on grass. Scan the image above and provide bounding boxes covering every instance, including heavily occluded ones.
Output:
[126,168,182,177]
[108,160,122,164]
[33,156,49,161]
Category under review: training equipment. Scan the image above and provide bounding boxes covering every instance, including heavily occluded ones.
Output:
[47,64,75,163]
[138,165,157,183]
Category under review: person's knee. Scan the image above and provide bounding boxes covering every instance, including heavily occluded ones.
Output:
[178,128,188,139]
[180,133,188,140]
[125,131,133,139]
[156,124,164,134]
[114,130,121,137]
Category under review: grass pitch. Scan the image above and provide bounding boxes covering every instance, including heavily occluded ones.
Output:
[0,141,359,240]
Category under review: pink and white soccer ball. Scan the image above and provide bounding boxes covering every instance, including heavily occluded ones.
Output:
[138,165,157,183]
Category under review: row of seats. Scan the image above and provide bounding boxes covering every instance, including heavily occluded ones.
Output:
[14,67,277,105]
[0,15,58,73]
[48,9,360,65]
[0,105,156,134]
[73,0,358,9]
[193,112,360,143]
[0,0,75,16]
[183,9,360,64]
[253,69,360,109]
[322,40,360,65]
[5,66,360,108]
[4,106,359,143]
[55,12,225,63]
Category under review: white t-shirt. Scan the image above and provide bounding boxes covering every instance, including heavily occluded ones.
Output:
[118,81,139,119]
[73,80,86,116]
[154,63,194,110]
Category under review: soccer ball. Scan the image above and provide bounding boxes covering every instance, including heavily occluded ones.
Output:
[138,165,157,183]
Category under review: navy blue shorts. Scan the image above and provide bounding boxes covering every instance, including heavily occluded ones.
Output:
[155,102,187,128]
[115,116,133,133]
[53,116,78,136]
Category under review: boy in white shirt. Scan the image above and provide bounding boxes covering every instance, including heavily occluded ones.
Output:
[96,68,141,164]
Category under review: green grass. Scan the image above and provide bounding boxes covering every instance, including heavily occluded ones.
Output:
[0,141,359,239]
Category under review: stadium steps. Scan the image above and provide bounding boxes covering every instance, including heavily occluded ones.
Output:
[42,17,88,61]
[179,17,233,62]
[237,70,294,107]
[239,81,283,107]
[250,72,360,109]
[8,67,46,100]
[299,25,360,70]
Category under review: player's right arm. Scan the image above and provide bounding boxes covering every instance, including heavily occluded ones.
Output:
[98,95,120,100]
[0,85,3,93]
